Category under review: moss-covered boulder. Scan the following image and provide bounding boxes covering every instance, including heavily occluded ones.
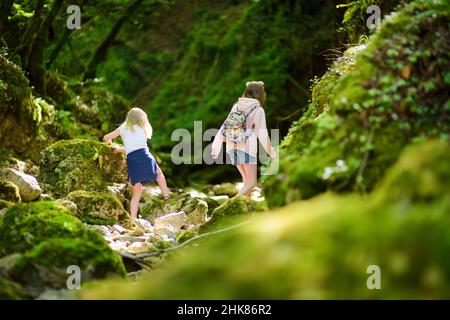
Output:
[10,238,126,290]
[0,201,102,255]
[0,179,20,202]
[66,190,131,226]
[79,140,450,299]
[141,194,208,226]
[39,139,127,197]
[0,54,41,153]
[263,0,450,207]
[200,196,267,233]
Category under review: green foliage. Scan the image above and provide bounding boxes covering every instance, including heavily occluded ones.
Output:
[337,0,411,43]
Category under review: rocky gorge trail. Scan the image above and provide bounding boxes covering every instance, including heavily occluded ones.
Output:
[0,138,268,299]
[1,0,450,300]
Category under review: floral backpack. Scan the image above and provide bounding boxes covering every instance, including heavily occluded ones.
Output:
[221,104,259,144]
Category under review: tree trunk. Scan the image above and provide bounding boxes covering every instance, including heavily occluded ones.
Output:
[83,0,144,80]
[0,0,14,34]
[26,0,65,95]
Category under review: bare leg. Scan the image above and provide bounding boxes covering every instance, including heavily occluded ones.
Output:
[236,164,247,185]
[156,166,170,199]
[238,164,257,197]
[130,182,143,220]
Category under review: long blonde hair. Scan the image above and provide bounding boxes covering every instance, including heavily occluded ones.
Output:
[123,107,153,139]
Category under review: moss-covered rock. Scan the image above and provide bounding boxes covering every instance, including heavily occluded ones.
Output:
[264,0,450,207]
[66,190,131,226]
[176,230,198,244]
[39,139,127,197]
[11,238,126,290]
[79,140,450,299]
[0,201,114,255]
[0,179,21,202]
[0,201,104,255]
[200,196,267,233]
[212,183,239,198]
[141,193,208,226]
[0,275,29,300]
[0,168,41,201]
[0,54,41,153]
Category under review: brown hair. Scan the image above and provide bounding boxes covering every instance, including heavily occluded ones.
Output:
[242,81,266,105]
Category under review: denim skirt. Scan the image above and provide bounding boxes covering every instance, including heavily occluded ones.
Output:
[126,148,158,185]
[227,149,257,165]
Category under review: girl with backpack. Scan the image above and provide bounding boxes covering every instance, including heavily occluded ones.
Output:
[211,81,277,197]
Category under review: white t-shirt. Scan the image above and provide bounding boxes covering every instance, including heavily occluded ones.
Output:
[119,125,149,155]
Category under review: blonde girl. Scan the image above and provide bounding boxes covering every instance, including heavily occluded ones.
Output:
[211,81,276,196]
[103,107,169,220]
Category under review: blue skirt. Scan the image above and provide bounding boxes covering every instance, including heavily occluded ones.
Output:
[126,148,158,185]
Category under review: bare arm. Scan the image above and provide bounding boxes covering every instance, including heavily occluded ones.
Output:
[103,128,125,153]
[103,128,121,145]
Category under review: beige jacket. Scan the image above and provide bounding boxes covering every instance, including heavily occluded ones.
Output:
[211,97,275,159]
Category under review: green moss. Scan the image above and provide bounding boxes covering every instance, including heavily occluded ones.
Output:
[79,140,450,299]
[11,238,126,289]
[141,193,208,226]
[0,201,108,255]
[0,275,29,300]
[0,54,41,153]
[0,179,21,202]
[0,199,13,210]
[39,139,127,197]
[375,140,450,203]
[176,230,198,244]
[200,196,267,233]
[66,190,130,226]
[264,0,450,207]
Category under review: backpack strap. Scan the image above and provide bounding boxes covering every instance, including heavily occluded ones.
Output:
[245,104,259,117]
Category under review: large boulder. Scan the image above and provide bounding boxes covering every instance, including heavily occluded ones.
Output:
[39,139,127,197]
[66,190,131,226]
[0,179,20,202]
[263,0,450,207]
[79,140,450,300]
[141,194,208,226]
[0,54,41,153]
[0,168,41,201]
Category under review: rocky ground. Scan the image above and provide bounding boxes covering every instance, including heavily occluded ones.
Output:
[0,140,267,299]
